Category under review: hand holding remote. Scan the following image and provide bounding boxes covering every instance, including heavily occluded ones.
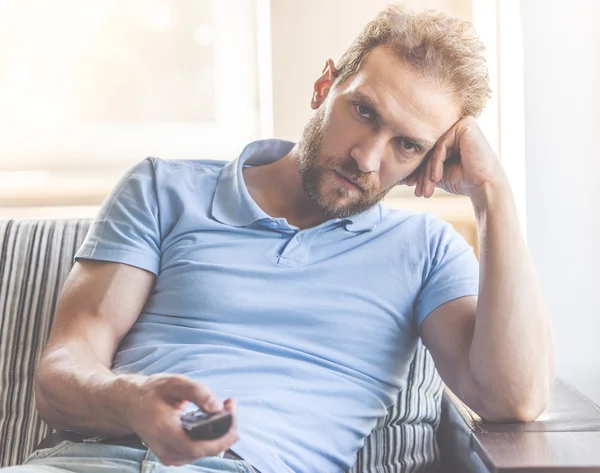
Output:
[122,373,238,466]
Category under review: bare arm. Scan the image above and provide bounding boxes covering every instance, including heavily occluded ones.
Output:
[415,118,554,422]
[35,259,156,434]
[470,180,554,420]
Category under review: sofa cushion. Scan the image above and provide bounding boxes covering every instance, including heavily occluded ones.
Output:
[0,219,443,472]
[0,219,91,466]
[348,343,443,473]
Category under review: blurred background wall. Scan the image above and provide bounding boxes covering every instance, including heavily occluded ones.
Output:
[522,0,600,404]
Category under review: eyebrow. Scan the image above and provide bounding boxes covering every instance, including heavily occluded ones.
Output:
[350,90,436,151]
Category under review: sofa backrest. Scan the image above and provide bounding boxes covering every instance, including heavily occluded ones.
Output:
[0,219,91,466]
[0,219,443,472]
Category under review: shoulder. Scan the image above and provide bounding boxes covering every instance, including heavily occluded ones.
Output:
[124,158,227,202]
[115,158,228,218]
[145,157,227,183]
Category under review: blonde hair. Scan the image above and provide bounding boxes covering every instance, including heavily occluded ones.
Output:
[333,5,491,117]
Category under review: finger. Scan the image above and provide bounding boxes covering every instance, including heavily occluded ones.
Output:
[223,398,238,435]
[198,398,239,452]
[414,174,421,197]
[415,165,425,197]
[417,157,432,197]
[430,142,446,184]
[164,376,224,413]
[423,157,435,198]
[431,127,458,182]
[224,397,237,415]
[417,162,427,197]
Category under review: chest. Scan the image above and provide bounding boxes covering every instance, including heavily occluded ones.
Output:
[145,222,425,377]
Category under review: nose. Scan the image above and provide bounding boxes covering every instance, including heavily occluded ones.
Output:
[350,135,387,174]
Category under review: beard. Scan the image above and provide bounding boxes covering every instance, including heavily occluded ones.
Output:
[296,107,395,219]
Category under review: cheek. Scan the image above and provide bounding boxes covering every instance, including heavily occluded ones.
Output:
[319,117,369,174]
[322,102,363,146]
[380,158,423,188]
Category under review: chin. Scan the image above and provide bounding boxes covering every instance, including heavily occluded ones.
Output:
[316,194,362,220]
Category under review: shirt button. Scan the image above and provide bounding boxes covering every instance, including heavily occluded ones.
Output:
[268,221,278,228]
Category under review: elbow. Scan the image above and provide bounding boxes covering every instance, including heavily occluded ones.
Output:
[34,365,53,426]
[470,363,555,423]
[34,385,55,428]
[478,388,551,423]
[483,402,546,423]
[34,361,68,431]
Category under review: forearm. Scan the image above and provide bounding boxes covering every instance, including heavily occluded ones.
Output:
[35,340,141,436]
[468,177,555,421]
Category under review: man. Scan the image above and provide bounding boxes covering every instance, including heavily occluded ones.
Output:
[4,5,554,473]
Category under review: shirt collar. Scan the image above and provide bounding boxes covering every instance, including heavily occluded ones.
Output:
[211,139,383,232]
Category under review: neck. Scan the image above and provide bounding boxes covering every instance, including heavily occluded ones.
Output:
[242,145,327,229]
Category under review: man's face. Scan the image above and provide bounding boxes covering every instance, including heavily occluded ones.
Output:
[297,46,462,219]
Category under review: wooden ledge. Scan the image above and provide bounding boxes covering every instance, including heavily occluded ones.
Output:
[439,380,600,472]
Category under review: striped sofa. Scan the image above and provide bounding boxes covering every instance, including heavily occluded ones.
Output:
[0,219,447,472]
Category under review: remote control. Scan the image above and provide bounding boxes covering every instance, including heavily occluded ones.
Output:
[181,409,233,441]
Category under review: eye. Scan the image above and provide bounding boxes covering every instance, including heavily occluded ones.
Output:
[399,139,417,153]
[353,102,374,122]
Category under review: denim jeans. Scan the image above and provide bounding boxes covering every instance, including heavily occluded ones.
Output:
[2,441,257,473]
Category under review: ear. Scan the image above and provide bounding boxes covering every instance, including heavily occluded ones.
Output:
[311,59,338,110]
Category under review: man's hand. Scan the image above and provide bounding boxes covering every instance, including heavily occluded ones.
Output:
[405,116,505,201]
[122,373,239,466]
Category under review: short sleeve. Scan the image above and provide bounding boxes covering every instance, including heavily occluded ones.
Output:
[75,158,161,275]
[414,219,479,328]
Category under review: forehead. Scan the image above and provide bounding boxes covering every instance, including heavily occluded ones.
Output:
[338,46,461,141]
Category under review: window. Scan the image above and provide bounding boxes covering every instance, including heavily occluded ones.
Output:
[0,0,260,174]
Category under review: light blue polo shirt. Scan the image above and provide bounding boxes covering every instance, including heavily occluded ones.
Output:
[75,139,479,473]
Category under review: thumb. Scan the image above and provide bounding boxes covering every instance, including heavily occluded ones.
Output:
[165,377,224,413]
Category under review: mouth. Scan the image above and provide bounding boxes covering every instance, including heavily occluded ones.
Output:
[332,170,365,192]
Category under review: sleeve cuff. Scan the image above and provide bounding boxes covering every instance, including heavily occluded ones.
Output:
[74,245,160,275]
[416,284,479,328]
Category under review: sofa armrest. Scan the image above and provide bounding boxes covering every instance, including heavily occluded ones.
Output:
[437,379,600,472]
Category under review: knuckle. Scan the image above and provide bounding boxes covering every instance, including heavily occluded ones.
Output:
[154,374,196,396]
[165,373,188,385]
[192,382,208,393]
